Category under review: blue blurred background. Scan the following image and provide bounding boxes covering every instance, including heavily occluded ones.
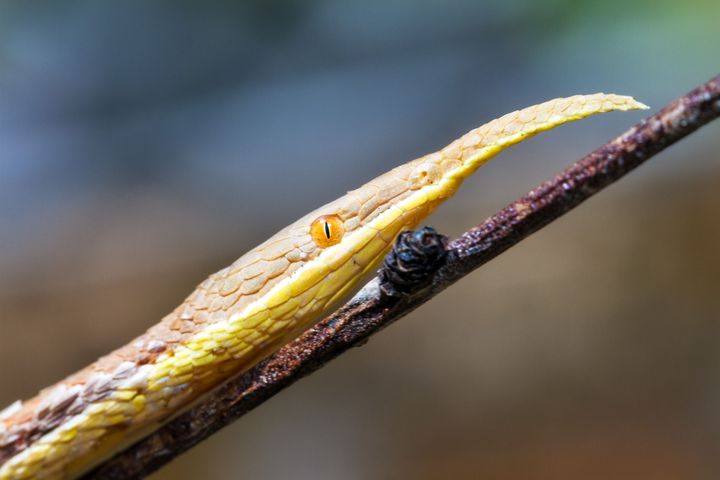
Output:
[1,1,719,478]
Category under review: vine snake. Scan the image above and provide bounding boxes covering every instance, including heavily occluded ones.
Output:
[0,93,646,479]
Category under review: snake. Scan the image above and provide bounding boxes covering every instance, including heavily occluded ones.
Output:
[0,93,646,479]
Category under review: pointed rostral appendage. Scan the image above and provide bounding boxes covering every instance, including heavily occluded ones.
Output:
[0,93,646,479]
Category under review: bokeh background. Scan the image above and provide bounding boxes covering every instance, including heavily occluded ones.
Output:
[1,1,719,479]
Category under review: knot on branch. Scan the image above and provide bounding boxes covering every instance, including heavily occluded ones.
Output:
[379,226,448,297]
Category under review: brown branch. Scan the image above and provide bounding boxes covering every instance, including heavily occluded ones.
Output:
[86,74,720,479]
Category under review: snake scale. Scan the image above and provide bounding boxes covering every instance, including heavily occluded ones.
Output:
[0,93,646,479]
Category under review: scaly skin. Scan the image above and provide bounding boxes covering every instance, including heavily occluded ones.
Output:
[0,94,647,479]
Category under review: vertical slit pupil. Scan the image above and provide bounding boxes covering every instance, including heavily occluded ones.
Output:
[324,221,332,239]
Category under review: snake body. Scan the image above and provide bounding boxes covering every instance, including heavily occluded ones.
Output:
[0,94,646,479]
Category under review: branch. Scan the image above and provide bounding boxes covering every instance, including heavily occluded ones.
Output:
[86,74,720,479]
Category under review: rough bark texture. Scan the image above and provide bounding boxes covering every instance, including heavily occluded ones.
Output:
[86,74,720,479]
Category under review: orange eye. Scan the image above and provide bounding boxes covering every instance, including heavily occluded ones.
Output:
[310,214,345,248]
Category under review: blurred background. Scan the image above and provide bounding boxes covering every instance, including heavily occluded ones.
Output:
[1,1,719,478]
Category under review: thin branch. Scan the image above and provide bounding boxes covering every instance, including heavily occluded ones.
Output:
[86,74,720,479]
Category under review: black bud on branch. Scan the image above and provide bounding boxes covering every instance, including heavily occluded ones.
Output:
[379,226,448,297]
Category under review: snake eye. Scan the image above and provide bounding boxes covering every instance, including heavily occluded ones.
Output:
[310,214,345,248]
